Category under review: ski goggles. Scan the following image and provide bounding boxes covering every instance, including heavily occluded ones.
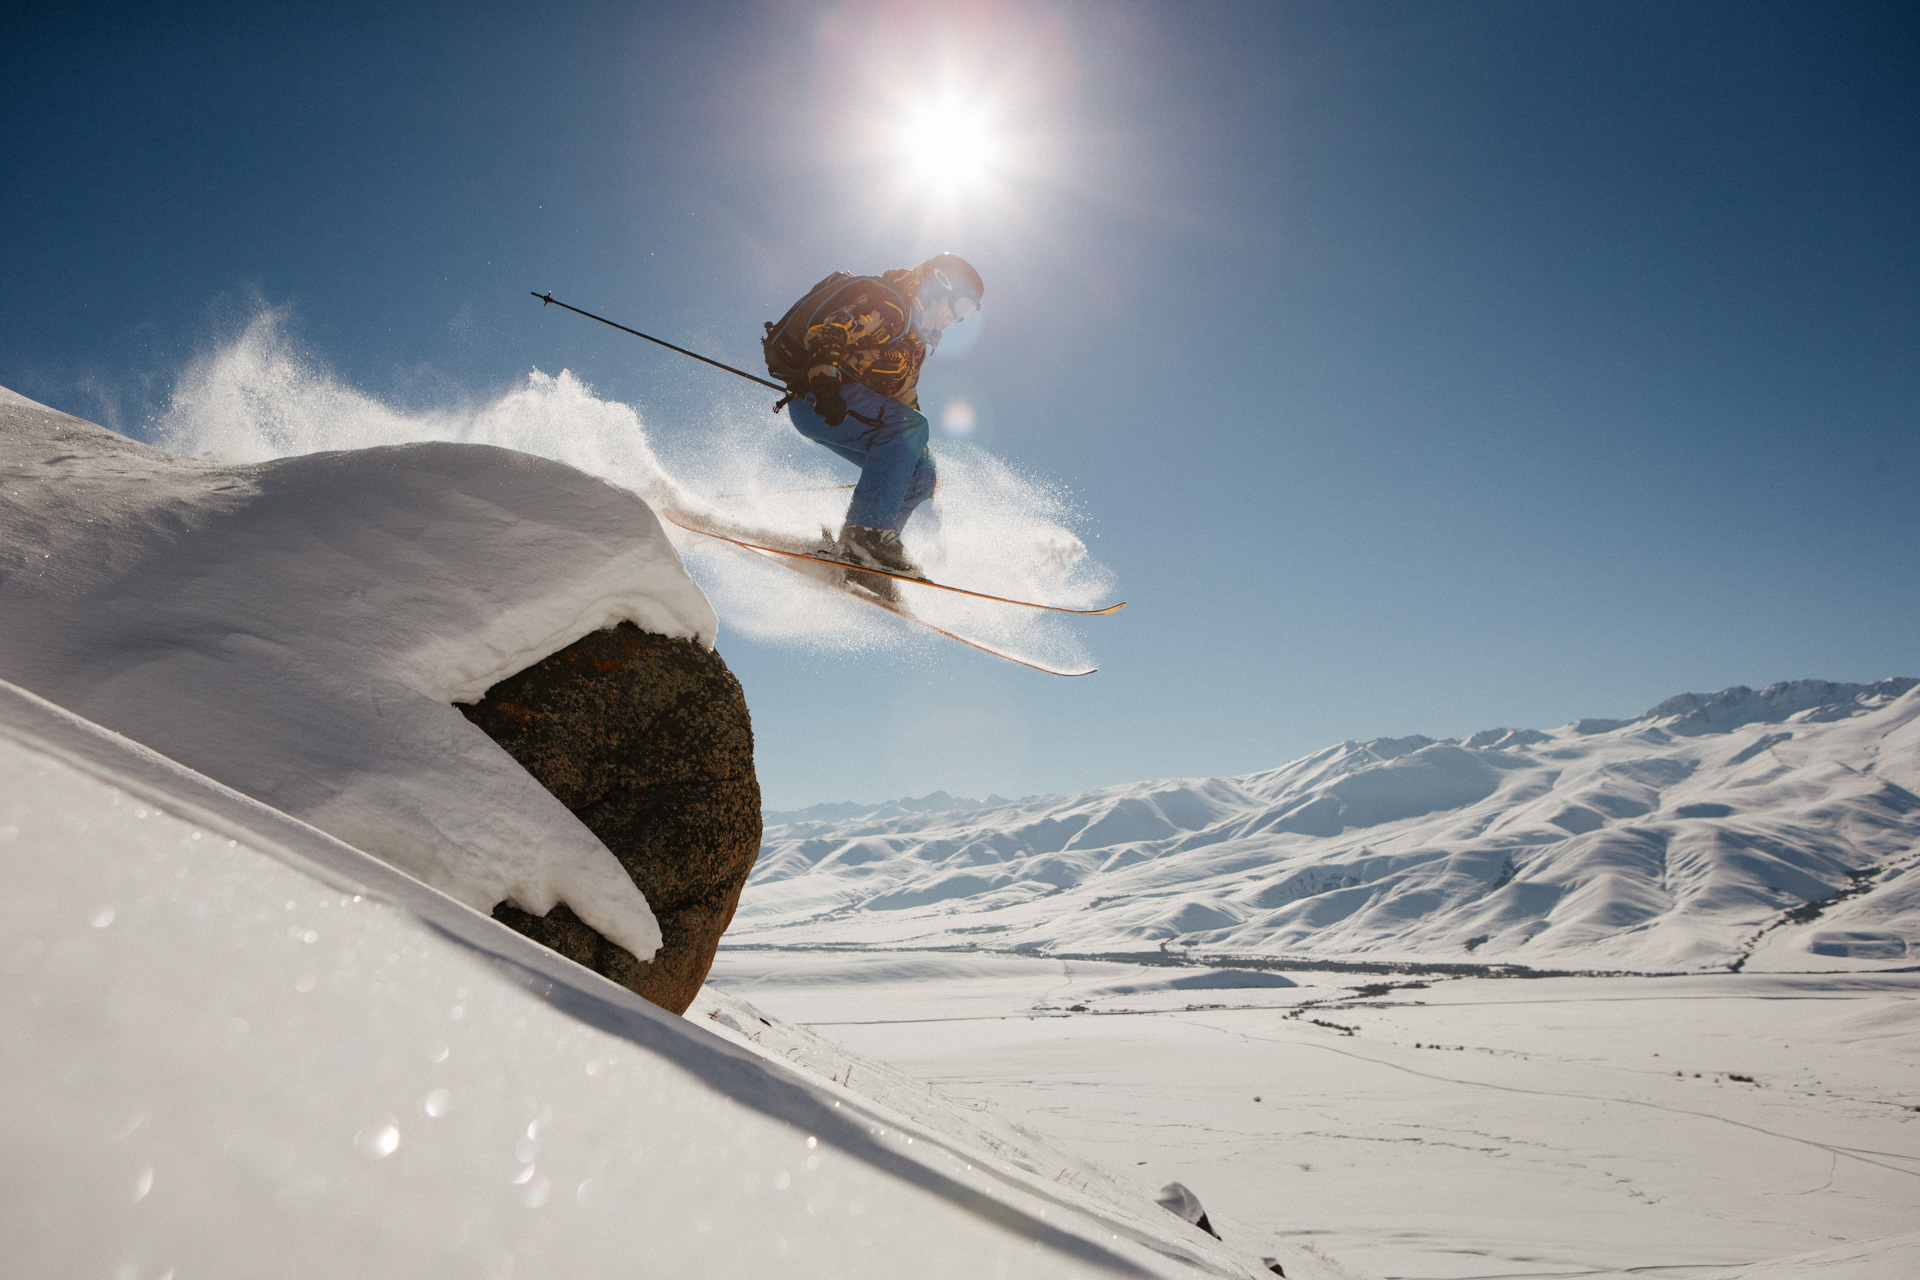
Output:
[931,269,980,320]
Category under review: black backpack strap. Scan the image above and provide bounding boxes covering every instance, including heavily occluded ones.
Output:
[763,271,852,382]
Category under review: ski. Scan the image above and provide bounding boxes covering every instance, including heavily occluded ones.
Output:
[664,516,1127,615]
[731,543,1099,677]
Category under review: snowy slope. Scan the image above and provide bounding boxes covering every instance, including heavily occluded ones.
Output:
[0,678,1332,1280]
[1,385,720,959]
[740,679,1920,970]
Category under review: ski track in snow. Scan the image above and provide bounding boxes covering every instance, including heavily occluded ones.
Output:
[790,973,1920,1169]
[1191,1021,1920,1177]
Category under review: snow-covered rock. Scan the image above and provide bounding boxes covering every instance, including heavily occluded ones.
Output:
[1153,1182,1217,1238]
[462,621,760,1013]
[740,679,1920,971]
[1,385,718,961]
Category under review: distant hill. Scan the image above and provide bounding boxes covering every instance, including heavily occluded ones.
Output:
[740,680,1920,972]
[763,790,1018,826]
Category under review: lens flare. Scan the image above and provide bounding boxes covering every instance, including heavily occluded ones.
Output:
[940,398,978,439]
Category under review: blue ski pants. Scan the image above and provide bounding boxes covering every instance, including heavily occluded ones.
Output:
[788,381,938,533]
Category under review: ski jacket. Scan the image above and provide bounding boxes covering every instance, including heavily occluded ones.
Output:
[801,267,932,408]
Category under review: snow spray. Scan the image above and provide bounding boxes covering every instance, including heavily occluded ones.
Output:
[151,310,1112,669]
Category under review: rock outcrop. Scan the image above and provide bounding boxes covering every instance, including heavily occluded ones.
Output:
[459,623,760,1014]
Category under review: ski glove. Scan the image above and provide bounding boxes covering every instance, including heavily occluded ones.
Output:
[809,374,849,427]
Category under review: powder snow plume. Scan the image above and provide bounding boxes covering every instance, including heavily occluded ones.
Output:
[152,311,1112,668]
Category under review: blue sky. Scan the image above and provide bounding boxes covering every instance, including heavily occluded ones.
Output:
[4,1,1915,810]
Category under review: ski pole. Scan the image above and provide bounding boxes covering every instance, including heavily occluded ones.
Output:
[530,292,792,404]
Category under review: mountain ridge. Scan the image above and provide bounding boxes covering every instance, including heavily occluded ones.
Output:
[739,678,1920,971]
[772,679,1917,823]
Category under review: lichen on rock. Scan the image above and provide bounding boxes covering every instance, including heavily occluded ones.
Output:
[459,622,760,1014]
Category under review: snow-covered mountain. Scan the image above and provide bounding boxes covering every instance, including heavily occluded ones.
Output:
[740,679,1920,971]
[764,790,1018,826]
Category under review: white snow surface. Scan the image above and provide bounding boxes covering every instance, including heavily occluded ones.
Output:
[1737,1234,1920,1280]
[743,679,1920,970]
[1,384,721,960]
[707,948,1920,1280]
[0,678,1324,1279]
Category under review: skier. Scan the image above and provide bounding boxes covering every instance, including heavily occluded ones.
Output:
[762,253,984,600]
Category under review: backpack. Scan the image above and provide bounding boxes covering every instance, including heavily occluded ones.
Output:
[762,271,913,385]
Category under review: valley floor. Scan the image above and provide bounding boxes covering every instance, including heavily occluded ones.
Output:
[705,950,1919,1280]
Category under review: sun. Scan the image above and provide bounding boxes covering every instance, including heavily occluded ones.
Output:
[898,96,998,195]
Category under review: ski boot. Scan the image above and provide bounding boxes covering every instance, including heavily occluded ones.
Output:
[837,523,924,604]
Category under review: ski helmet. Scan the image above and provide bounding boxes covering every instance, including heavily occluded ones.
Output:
[917,253,984,304]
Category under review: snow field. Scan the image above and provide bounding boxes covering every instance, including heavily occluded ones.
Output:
[0,682,1298,1279]
[706,949,1920,1280]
